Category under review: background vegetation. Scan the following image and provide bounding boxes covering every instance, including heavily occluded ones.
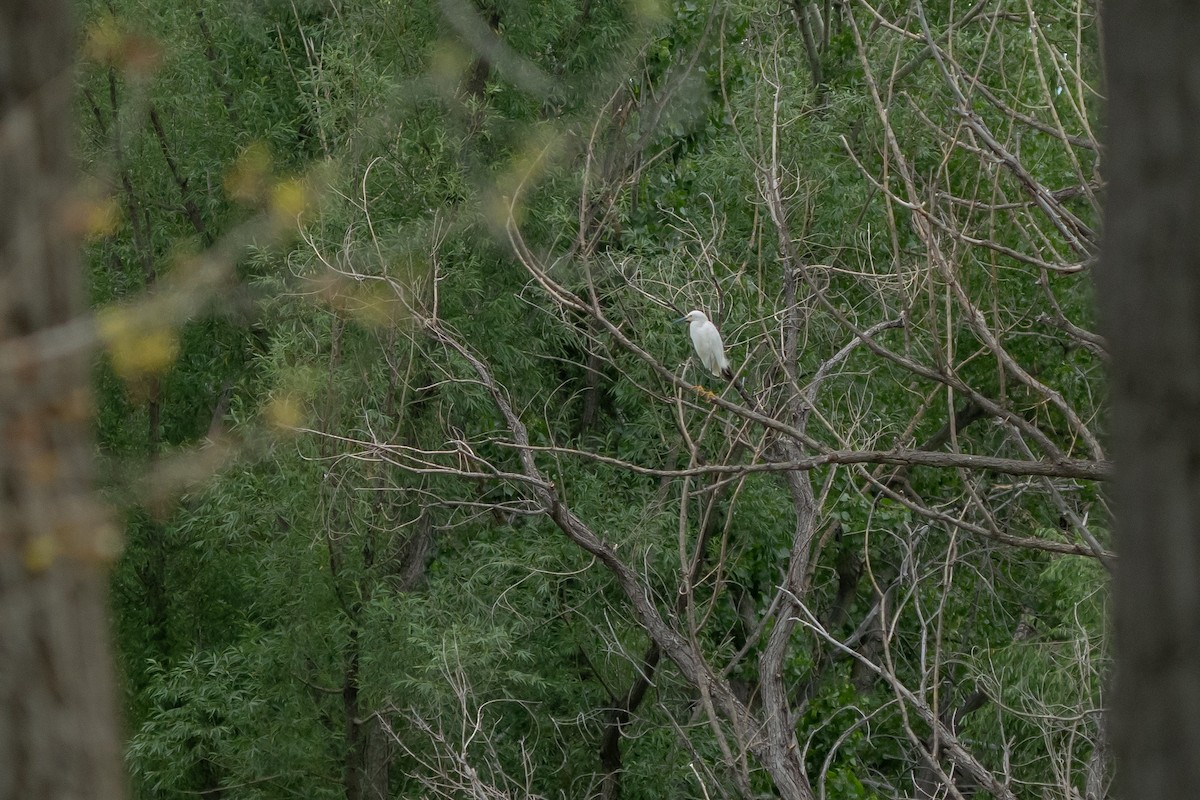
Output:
[79,0,1109,797]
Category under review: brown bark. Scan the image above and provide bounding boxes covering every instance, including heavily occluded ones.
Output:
[0,1,126,798]
[1099,3,1200,799]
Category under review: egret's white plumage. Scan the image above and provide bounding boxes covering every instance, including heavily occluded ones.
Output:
[678,310,730,378]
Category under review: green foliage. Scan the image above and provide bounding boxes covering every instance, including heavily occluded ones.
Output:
[82,0,1108,797]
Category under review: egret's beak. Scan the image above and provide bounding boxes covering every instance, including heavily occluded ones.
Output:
[673,316,688,324]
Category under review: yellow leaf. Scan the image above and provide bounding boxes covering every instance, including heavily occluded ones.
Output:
[270,178,310,226]
[85,197,122,239]
[339,281,410,328]
[82,16,124,65]
[266,394,305,431]
[98,308,180,378]
[23,535,58,573]
[82,16,162,77]
[225,142,273,203]
[96,306,131,344]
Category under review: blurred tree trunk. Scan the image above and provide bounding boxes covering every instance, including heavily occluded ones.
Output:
[1100,3,1200,798]
[0,1,126,798]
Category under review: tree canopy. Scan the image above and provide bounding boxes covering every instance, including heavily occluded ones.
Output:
[77,0,1109,797]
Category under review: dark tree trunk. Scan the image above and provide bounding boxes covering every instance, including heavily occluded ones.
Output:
[0,1,126,797]
[1098,3,1200,798]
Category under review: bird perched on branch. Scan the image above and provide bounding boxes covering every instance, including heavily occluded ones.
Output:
[676,309,732,380]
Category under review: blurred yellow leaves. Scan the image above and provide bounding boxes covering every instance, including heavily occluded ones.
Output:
[82,15,162,79]
[330,279,413,328]
[266,393,305,432]
[23,535,58,572]
[225,142,274,203]
[22,523,124,572]
[83,197,123,239]
[429,40,473,94]
[264,363,324,435]
[61,186,122,241]
[270,178,311,225]
[97,307,179,379]
[225,143,314,230]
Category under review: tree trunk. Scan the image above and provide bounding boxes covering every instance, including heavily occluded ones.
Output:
[0,1,126,798]
[1098,3,1200,798]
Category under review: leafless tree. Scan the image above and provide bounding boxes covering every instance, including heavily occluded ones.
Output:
[300,1,1111,797]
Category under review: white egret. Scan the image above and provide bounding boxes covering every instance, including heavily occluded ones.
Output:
[676,310,732,380]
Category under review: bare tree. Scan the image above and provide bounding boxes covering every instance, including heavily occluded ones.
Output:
[298,1,1112,797]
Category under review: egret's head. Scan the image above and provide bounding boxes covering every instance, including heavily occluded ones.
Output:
[676,310,707,324]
